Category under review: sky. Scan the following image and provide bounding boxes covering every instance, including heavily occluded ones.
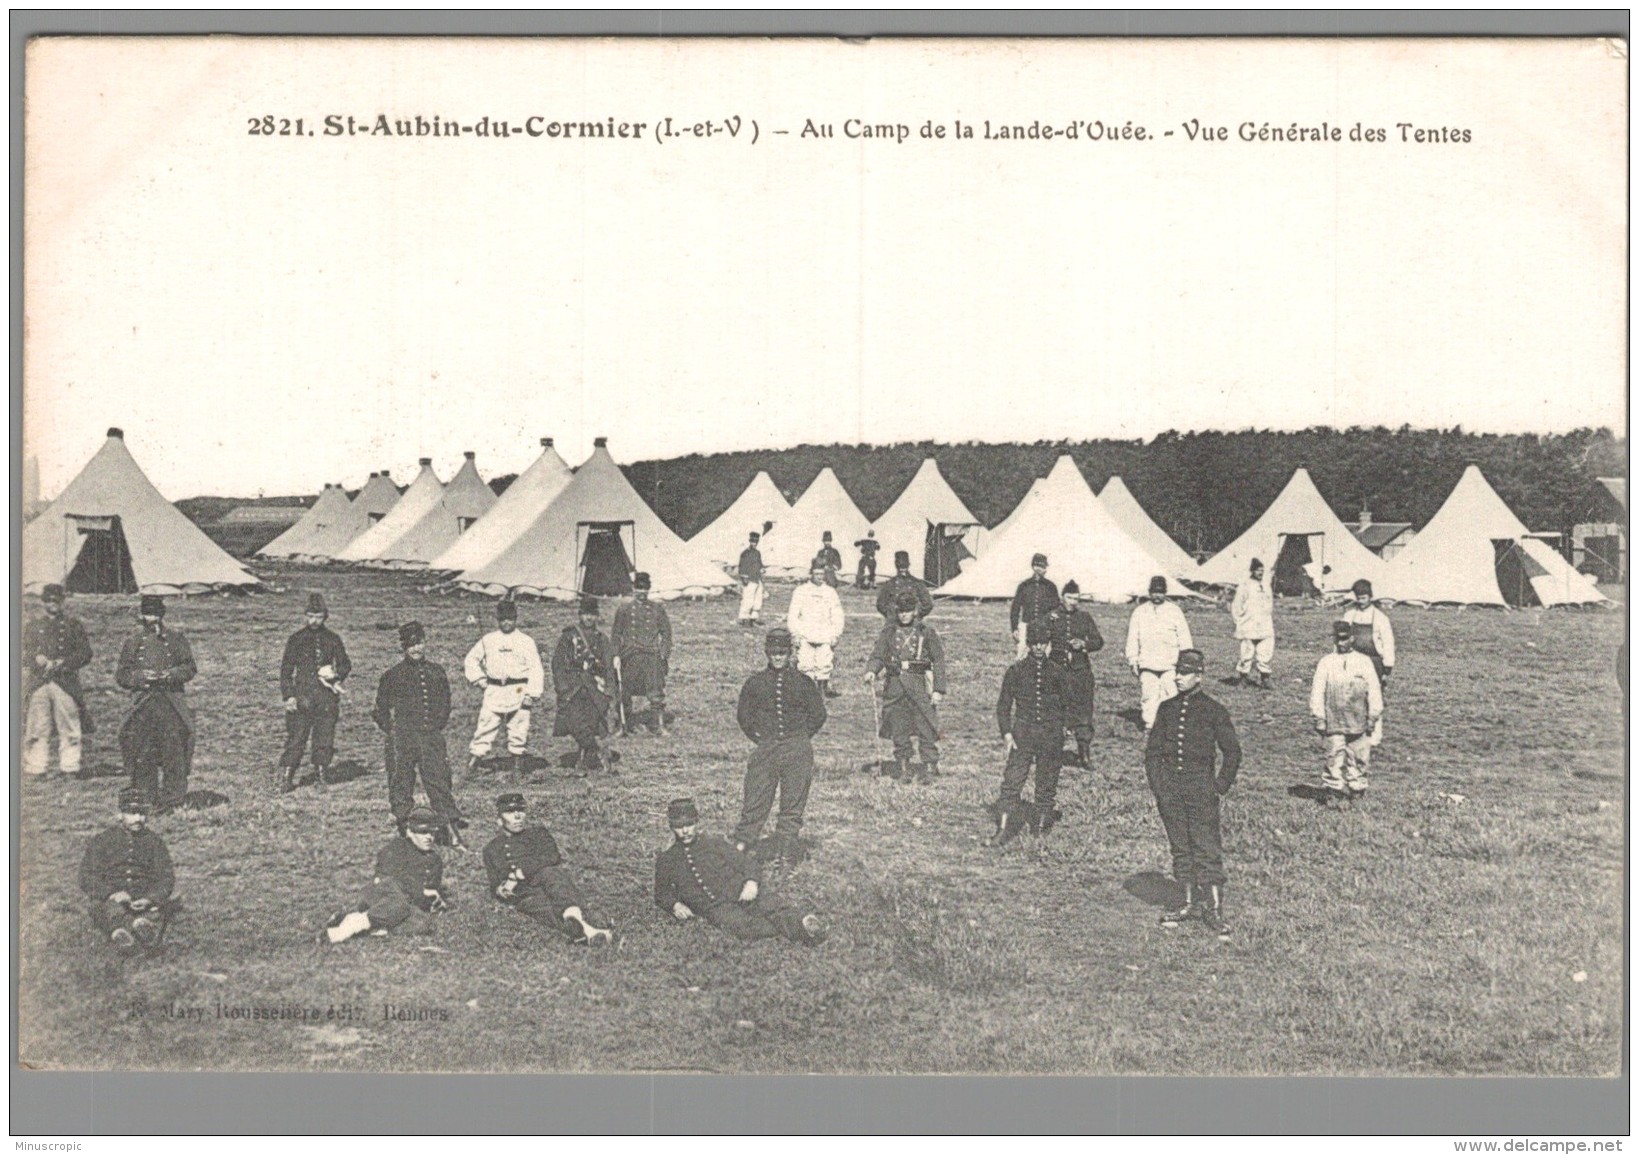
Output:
[24,37,1626,499]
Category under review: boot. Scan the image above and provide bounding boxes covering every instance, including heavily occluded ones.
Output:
[1202,885,1231,939]
[821,680,840,699]
[325,910,372,944]
[315,762,331,786]
[1076,739,1091,769]
[895,757,912,784]
[280,765,297,794]
[1257,673,1271,691]
[562,906,614,947]
[1038,805,1062,834]
[922,760,940,782]
[1159,883,1198,927]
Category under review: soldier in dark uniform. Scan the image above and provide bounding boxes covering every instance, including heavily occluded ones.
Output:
[816,531,843,588]
[876,551,934,621]
[992,618,1071,842]
[655,798,827,944]
[373,622,465,840]
[79,787,177,953]
[23,583,94,779]
[864,590,947,783]
[323,806,452,943]
[736,531,766,627]
[611,573,672,735]
[1145,649,1242,939]
[854,529,880,589]
[1010,552,1060,660]
[1050,580,1105,769]
[278,592,352,793]
[482,792,613,945]
[733,627,827,866]
[115,595,198,813]
[551,598,616,774]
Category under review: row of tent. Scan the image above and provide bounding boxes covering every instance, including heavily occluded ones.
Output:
[21,428,1613,608]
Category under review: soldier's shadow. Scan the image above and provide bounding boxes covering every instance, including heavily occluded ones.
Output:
[1286,784,1334,805]
[1114,707,1146,730]
[321,759,372,785]
[1122,871,1183,910]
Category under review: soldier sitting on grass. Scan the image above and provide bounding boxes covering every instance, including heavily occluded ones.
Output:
[483,792,614,946]
[323,807,452,944]
[79,787,177,954]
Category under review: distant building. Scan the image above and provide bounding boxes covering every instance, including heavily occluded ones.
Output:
[1571,478,1626,583]
[1342,505,1416,562]
[218,504,307,528]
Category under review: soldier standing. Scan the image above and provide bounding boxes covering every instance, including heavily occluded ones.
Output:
[1146,649,1242,938]
[992,619,1071,841]
[863,590,947,784]
[1125,576,1194,732]
[373,622,465,840]
[854,529,880,589]
[733,627,827,867]
[1010,553,1059,660]
[322,807,451,943]
[278,592,352,793]
[115,595,197,814]
[1228,559,1275,689]
[736,531,766,627]
[1050,580,1105,768]
[79,786,176,953]
[551,598,617,774]
[23,583,94,780]
[816,531,844,588]
[482,792,614,945]
[788,559,846,698]
[462,599,544,772]
[1310,620,1384,804]
[876,550,934,621]
[1340,578,1396,750]
[611,573,672,735]
[656,797,828,945]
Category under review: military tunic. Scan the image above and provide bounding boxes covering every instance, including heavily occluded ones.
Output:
[816,544,843,587]
[372,657,460,823]
[737,546,766,623]
[550,624,613,751]
[22,611,94,776]
[482,826,590,936]
[347,836,447,933]
[1049,608,1105,738]
[279,623,352,772]
[611,598,672,717]
[996,653,1070,809]
[867,620,947,763]
[733,664,827,848]
[854,536,880,588]
[653,834,811,942]
[79,824,176,937]
[1144,686,1242,888]
[115,626,198,810]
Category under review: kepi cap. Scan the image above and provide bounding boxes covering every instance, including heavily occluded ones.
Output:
[1061,580,1080,597]
[404,806,442,833]
[398,621,426,648]
[578,597,599,616]
[632,572,651,591]
[306,592,328,615]
[1031,553,1048,567]
[118,786,154,813]
[1333,620,1355,640]
[1148,576,1168,595]
[1352,579,1374,596]
[894,590,919,612]
[894,550,910,566]
[1026,620,1051,644]
[139,594,166,617]
[495,792,527,814]
[764,626,793,653]
[41,583,65,602]
[496,599,517,621]
[1176,649,1205,674]
[667,797,700,827]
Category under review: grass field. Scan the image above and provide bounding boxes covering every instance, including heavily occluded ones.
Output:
[17,566,1626,1075]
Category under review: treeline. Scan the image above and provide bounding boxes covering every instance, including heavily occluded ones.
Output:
[623,427,1627,555]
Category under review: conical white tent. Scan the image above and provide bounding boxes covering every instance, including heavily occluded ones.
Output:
[456,439,732,600]
[354,471,402,523]
[1375,465,1609,606]
[286,472,400,561]
[1099,475,1200,575]
[939,456,1195,603]
[987,477,1048,545]
[335,458,447,565]
[257,484,355,560]
[1197,467,1387,593]
[688,470,793,567]
[356,453,497,568]
[430,438,572,574]
[871,458,979,561]
[23,427,261,593]
[754,467,872,576]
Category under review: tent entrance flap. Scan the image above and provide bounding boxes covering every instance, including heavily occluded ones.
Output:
[1493,539,1547,608]
[1273,532,1322,596]
[64,513,138,593]
[925,522,979,586]
[578,521,635,596]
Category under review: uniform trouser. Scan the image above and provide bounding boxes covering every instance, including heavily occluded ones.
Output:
[1148,771,1226,887]
[281,693,340,769]
[470,704,531,757]
[620,653,668,718]
[1001,726,1062,809]
[121,700,191,809]
[733,736,814,847]
[1236,638,1274,677]
[509,867,590,937]
[1139,668,1179,730]
[90,897,172,938]
[386,730,461,822]
[882,690,939,764]
[1323,732,1371,792]
[24,683,82,775]
[856,557,876,588]
[796,640,834,682]
[701,896,810,942]
[738,581,765,621]
[353,880,433,934]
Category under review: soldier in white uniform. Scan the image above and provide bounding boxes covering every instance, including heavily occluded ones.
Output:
[463,599,544,771]
[1125,576,1194,731]
[1340,578,1396,749]
[787,557,846,699]
[1310,620,1384,802]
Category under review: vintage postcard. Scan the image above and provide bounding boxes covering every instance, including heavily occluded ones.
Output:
[19,35,1625,1083]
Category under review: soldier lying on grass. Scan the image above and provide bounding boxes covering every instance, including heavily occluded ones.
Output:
[322,807,452,944]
